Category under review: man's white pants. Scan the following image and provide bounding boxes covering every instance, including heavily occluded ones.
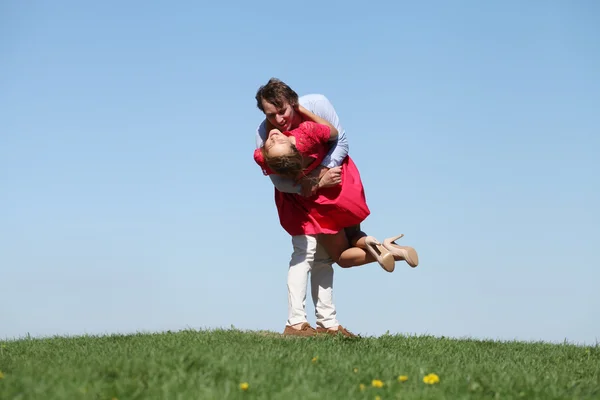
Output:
[287,234,339,329]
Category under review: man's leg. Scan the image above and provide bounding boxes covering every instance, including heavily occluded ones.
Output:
[311,240,339,329]
[311,240,357,337]
[284,235,317,335]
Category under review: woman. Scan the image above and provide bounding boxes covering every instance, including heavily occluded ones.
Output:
[254,106,418,272]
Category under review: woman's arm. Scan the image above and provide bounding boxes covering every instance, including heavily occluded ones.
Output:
[296,105,339,139]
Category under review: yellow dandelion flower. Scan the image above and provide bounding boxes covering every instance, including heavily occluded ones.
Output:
[0,371,4,379]
[353,368,359,373]
[359,383,366,391]
[398,375,408,382]
[423,373,440,384]
[311,356,318,363]
[239,382,249,391]
[371,379,384,388]
[375,396,381,400]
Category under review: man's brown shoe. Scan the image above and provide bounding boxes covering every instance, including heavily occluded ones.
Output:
[316,325,357,338]
[282,322,317,337]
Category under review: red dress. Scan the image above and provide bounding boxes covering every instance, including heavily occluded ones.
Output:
[254,121,370,236]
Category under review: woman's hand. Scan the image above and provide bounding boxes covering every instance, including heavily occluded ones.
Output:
[298,167,323,197]
[299,176,318,197]
[294,104,338,139]
[295,104,309,117]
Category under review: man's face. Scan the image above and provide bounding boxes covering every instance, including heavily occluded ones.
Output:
[261,99,299,132]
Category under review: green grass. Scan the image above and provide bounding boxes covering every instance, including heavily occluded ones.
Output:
[0,329,598,399]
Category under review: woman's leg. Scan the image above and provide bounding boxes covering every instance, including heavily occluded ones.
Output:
[317,226,377,268]
[345,224,369,249]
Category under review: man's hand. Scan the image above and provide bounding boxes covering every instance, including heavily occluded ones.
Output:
[318,166,342,188]
[298,166,342,197]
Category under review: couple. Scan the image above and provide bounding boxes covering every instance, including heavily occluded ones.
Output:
[253,78,419,337]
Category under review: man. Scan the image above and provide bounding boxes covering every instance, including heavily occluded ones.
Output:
[254,78,355,337]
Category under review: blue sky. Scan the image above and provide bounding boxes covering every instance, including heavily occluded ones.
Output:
[1,0,599,345]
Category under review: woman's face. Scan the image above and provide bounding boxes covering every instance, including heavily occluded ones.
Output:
[265,129,293,158]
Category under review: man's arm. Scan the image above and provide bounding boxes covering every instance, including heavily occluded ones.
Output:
[309,96,348,169]
[296,95,349,196]
[255,120,301,194]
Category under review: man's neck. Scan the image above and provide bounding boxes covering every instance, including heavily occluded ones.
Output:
[289,113,304,130]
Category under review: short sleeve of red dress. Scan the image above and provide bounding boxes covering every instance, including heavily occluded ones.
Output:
[253,148,274,175]
[293,121,331,155]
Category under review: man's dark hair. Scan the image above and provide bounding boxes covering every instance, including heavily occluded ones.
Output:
[255,78,299,112]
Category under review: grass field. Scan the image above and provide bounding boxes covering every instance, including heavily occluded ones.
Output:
[0,329,598,400]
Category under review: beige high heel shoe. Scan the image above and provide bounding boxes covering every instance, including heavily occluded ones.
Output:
[364,236,396,272]
[382,234,419,268]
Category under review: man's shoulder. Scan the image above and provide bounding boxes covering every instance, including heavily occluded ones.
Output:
[300,94,338,119]
[255,119,267,148]
[256,118,267,132]
[299,93,330,107]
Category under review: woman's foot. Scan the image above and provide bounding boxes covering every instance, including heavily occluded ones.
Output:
[383,234,419,267]
[364,236,396,272]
